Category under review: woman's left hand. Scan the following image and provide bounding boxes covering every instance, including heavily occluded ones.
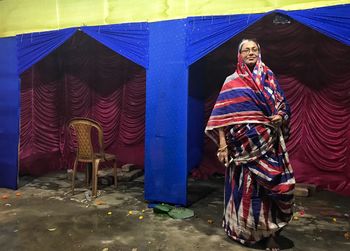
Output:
[270,115,282,126]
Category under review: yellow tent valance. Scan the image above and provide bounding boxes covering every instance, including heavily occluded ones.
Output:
[1,0,349,38]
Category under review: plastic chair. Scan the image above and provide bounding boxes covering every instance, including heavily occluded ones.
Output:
[68,118,117,197]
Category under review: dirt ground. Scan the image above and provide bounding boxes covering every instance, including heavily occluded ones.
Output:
[0,171,349,251]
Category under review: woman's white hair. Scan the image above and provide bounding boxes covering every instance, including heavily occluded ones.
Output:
[238,39,260,53]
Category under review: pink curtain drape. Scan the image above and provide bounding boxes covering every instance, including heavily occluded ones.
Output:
[193,14,350,196]
[20,32,146,176]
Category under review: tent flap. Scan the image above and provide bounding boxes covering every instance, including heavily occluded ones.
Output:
[16,28,76,74]
[16,23,149,75]
[82,22,149,68]
[186,13,265,66]
[281,4,350,46]
[186,4,350,65]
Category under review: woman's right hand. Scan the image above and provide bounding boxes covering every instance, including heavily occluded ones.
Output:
[217,147,229,166]
[217,128,229,166]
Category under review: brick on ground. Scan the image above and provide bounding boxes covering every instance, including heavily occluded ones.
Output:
[295,183,318,197]
[98,165,143,184]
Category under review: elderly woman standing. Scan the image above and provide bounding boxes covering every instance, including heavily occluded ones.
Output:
[205,39,295,251]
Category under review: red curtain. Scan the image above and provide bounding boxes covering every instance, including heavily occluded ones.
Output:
[20,32,146,176]
[193,15,350,196]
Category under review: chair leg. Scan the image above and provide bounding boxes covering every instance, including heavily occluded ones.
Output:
[71,159,78,195]
[113,159,117,188]
[92,159,100,197]
[85,163,90,187]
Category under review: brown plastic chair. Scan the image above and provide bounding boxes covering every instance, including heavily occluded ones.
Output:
[68,118,117,197]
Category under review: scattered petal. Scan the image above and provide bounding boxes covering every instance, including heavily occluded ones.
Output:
[15,192,21,197]
[299,210,305,216]
[102,248,109,251]
[107,211,112,215]
[48,228,57,232]
[139,216,144,220]
[95,200,105,205]
[142,210,145,213]
[128,210,133,215]
[332,218,337,223]
[2,194,9,199]
[5,203,11,207]
[293,216,299,220]
[207,219,214,224]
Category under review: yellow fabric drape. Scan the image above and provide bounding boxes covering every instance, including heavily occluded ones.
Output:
[1,0,349,38]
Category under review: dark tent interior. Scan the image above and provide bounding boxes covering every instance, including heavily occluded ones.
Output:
[190,13,350,195]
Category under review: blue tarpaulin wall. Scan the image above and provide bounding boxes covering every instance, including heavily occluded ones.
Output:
[0,4,350,205]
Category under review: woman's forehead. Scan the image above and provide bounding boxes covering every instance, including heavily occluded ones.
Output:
[241,41,258,48]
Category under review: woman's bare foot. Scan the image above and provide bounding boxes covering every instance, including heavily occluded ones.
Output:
[266,235,280,251]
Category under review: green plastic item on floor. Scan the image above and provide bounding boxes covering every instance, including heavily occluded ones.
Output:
[153,203,194,219]
[168,207,194,219]
[153,203,175,214]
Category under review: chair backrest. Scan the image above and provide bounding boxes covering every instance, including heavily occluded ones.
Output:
[68,118,105,160]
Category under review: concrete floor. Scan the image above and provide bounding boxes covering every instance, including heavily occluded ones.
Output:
[0,171,349,251]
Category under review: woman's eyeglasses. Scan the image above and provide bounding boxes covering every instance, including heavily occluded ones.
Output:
[241,48,259,54]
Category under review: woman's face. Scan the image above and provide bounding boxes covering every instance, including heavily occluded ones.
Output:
[240,41,259,68]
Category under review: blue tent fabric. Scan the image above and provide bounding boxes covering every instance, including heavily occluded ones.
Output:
[186,4,350,66]
[281,4,350,46]
[186,13,265,65]
[82,22,149,68]
[16,23,149,75]
[0,37,20,189]
[17,28,76,74]
[145,20,189,205]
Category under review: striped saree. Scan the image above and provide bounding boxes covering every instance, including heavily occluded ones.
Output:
[205,53,295,244]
